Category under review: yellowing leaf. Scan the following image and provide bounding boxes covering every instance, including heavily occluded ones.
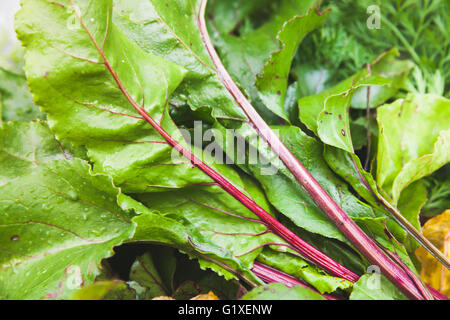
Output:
[191,291,220,300]
[416,210,450,297]
[152,296,175,300]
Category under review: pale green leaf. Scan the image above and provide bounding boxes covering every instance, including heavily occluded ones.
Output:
[376,94,450,203]
[350,273,407,300]
[0,67,42,122]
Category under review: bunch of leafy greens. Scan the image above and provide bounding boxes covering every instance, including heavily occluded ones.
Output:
[0,0,448,300]
[296,0,450,96]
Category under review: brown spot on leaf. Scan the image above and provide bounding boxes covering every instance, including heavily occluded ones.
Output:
[49,1,65,8]
[341,129,346,136]
[10,235,19,241]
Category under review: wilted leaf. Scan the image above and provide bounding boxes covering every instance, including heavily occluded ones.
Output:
[152,296,175,300]
[191,291,219,300]
[416,210,450,298]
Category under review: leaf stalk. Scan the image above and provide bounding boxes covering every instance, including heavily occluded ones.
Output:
[198,0,432,300]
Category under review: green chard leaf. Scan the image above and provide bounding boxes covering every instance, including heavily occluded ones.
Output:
[129,250,175,299]
[0,121,68,184]
[113,0,247,121]
[134,182,283,267]
[237,124,380,244]
[350,273,407,301]
[16,0,357,293]
[71,280,141,300]
[16,0,215,193]
[13,0,443,301]
[241,282,325,300]
[298,49,413,153]
[376,93,450,204]
[0,67,43,122]
[396,181,428,232]
[255,5,329,120]
[0,122,135,300]
[212,0,327,122]
[323,147,410,245]
[129,207,263,286]
[13,0,265,292]
[207,0,272,35]
[128,247,243,300]
[296,49,424,251]
[257,248,352,294]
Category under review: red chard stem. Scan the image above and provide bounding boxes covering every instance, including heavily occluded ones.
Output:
[198,0,431,300]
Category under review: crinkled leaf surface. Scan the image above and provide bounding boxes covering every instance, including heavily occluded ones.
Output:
[113,0,247,121]
[17,0,327,289]
[376,94,450,203]
[0,123,135,299]
[16,0,215,193]
[241,282,325,300]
